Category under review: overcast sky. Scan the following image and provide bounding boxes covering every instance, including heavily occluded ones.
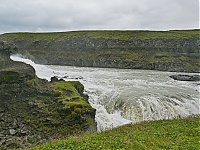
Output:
[0,0,199,34]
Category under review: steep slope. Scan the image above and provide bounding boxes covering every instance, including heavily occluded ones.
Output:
[0,41,96,149]
[0,30,199,72]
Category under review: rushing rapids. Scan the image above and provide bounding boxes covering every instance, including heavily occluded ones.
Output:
[11,54,199,131]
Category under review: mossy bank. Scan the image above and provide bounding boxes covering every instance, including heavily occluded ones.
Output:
[0,41,96,149]
[0,30,199,72]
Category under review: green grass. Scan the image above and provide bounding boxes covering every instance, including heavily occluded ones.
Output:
[29,116,200,150]
[1,29,199,42]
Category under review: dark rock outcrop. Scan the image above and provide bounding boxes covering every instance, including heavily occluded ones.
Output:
[50,76,65,82]
[50,76,59,82]
[169,74,200,81]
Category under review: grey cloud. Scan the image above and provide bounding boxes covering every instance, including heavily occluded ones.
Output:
[0,0,198,34]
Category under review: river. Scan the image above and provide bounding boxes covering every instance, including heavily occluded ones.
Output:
[11,54,199,131]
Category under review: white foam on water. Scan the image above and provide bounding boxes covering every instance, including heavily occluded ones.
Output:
[11,54,200,131]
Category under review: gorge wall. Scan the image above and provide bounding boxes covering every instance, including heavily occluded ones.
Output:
[0,41,96,149]
[0,30,199,72]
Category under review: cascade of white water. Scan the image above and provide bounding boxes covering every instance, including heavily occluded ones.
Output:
[11,54,200,131]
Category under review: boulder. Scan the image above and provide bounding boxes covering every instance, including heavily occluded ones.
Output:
[50,76,59,82]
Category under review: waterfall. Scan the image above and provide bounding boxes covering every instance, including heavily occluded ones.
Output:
[11,54,200,131]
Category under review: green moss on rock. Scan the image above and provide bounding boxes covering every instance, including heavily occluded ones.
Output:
[0,71,96,149]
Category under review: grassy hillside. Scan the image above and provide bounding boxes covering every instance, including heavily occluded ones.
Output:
[1,29,199,41]
[0,29,199,72]
[30,116,200,150]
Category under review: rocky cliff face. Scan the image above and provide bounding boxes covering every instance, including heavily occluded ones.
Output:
[0,30,199,72]
[0,41,96,149]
